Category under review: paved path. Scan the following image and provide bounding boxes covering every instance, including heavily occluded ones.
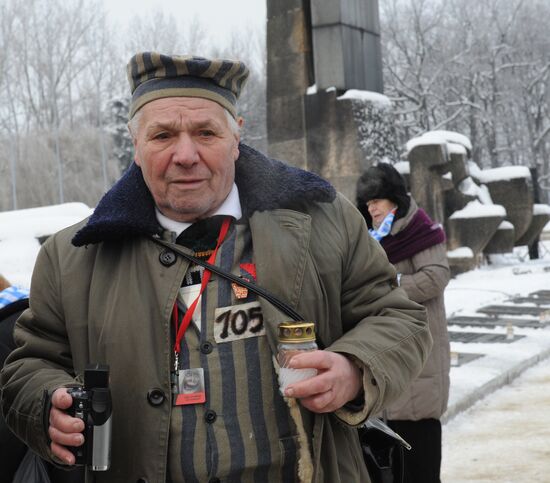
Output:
[442,355,550,482]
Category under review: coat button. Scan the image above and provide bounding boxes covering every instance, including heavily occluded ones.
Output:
[204,409,217,424]
[159,249,177,266]
[147,388,166,406]
[200,341,213,354]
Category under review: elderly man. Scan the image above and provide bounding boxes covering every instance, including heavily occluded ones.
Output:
[1,52,431,483]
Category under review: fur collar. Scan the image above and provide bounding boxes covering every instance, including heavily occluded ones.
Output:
[72,144,335,246]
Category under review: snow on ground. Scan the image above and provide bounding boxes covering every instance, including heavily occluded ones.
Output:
[442,359,550,483]
[444,245,550,417]
[0,203,93,287]
[445,249,550,317]
[442,243,550,482]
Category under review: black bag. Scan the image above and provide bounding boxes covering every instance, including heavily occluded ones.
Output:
[358,418,411,483]
[12,450,51,483]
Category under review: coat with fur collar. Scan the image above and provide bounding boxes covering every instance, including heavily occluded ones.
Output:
[1,144,431,483]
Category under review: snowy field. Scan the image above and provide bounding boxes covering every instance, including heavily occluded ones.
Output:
[442,359,550,483]
[443,243,550,421]
[442,242,550,482]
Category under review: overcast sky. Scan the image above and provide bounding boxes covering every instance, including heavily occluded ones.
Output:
[104,0,266,42]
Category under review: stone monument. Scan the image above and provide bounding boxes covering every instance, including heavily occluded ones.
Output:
[266,0,391,200]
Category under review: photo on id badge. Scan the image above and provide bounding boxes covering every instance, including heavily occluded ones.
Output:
[175,368,206,405]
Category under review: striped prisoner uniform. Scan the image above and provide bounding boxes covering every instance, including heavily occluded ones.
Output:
[167,218,298,482]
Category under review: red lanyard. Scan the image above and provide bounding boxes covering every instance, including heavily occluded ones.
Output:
[173,216,231,354]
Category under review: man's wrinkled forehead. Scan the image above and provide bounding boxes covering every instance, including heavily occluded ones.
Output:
[137,97,230,133]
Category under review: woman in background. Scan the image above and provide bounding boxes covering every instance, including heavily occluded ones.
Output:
[356,163,451,483]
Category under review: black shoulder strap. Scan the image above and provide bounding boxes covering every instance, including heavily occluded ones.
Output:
[0,298,30,321]
[151,237,304,322]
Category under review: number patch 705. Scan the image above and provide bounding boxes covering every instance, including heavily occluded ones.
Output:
[214,301,265,343]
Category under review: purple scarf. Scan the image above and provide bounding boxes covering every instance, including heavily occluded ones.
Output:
[381,208,446,264]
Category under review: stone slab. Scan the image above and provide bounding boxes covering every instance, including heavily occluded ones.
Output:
[449,352,484,368]
[448,331,525,344]
[510,296,550,306]
[311,0,380,32]
[448,316,548,329]
[484,176,534,242]
[477,304,548,317]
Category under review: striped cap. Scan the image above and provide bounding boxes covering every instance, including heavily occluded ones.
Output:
[127,52,250,119]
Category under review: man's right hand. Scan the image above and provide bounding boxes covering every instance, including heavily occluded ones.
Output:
[48,388,85,465]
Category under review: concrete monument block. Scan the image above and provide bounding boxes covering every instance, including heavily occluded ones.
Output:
[303,89,397,200]
[267,8,311,58]
[267,0,307,17]
[394,161,410,190]
[484,222,515,255]
[443,189,477,221]
[447,247,477,276]
[304,90,363,177]
[481,169,534,242]
[267,95,307,144]
[514,205,550,247]
[267,54,311,98]
[447,216,504,255]
[311,0,380,30]
[408,143,450,224]
[446,201,505,255]
[266,0,312,169]
[449,151,469,187]
[266,0,388,197]
[310,0,383,92]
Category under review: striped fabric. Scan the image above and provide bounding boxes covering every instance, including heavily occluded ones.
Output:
[168,220,297,482]
[0,286,30,310]
[127,52,249,119]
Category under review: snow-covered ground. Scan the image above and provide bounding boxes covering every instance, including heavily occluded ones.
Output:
[0,203,93,287]
[442,359,550,483]
[444,246,550,420]
[442,243,550,482]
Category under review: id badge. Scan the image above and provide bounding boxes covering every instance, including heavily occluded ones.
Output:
[174,368,206,406]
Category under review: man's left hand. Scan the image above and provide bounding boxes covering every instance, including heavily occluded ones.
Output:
[283,351,362,413]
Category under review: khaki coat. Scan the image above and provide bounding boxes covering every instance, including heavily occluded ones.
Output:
[1,147,431,482]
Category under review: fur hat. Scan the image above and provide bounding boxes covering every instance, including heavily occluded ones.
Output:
[355,163,410,228]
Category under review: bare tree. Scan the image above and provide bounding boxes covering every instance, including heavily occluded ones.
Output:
[0,2,268,212]
[381,0,550,201]
[215,25,267,151]
[0,0,124,210]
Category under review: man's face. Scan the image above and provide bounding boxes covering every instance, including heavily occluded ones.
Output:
[184,370,200,389]
[132,97,240,222]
